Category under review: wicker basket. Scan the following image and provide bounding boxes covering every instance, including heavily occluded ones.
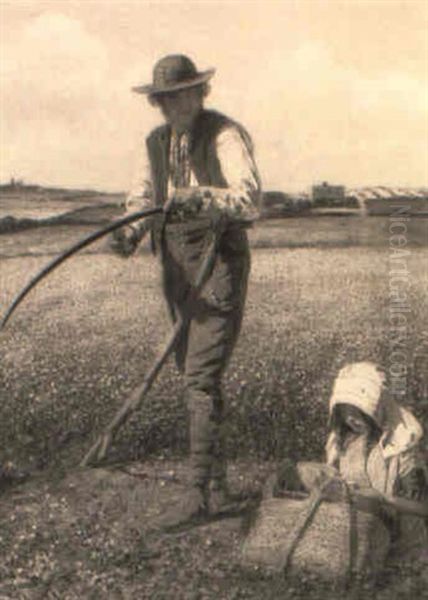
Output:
[241,492,391,582]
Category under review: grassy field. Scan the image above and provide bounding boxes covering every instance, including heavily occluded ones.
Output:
[0,216,427,598]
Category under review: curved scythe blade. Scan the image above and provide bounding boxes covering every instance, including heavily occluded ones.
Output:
[1,206,163,330]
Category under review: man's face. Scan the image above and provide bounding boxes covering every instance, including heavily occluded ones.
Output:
[156,86,204,133]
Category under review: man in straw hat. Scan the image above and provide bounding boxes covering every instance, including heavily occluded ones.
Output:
[111,54,261,527]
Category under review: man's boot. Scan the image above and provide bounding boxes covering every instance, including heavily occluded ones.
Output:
[155,483,208,530]
[209,457,260,515]
[209,417,262,514]
[156,390,213,529]
[208,421,233,514]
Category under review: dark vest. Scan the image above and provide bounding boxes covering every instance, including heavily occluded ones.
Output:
[146,109,253,205]
[145,109,252,257]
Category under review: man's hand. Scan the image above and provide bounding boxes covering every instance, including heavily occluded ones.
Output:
[166,188,211,219]
[166,188,229,231]
[166,186,257,226]
[109,225,140,257]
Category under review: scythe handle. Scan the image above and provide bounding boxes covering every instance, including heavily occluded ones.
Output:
[80,232,220,467]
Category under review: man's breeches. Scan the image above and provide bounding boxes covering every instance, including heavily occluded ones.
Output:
[161,224,250,485]
[183,303,245,485]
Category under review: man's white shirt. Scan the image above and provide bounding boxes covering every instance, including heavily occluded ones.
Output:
[125,124,261,223]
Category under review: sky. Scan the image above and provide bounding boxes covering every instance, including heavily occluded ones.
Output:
[1,0,427,192]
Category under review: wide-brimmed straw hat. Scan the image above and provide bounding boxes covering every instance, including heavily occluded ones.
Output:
[132,54,215,95]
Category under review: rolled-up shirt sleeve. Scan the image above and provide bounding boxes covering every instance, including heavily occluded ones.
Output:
[214,125,262,222]
[123,140,154,238]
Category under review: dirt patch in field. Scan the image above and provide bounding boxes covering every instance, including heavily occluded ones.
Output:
[1,460,427,600]
[0,460,268,599]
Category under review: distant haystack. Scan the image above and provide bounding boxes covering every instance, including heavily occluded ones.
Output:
[347,186,428,216]
[311,182,428,215]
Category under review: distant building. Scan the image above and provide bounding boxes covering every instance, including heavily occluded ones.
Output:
[312,182,346,207]
[0,177,24,190]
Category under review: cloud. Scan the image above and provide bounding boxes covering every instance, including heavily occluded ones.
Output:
[1,13,109,111]
[351,71,428,113]
[1,5,427,191]
[0,12,141,188]
[226,40,427,189]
